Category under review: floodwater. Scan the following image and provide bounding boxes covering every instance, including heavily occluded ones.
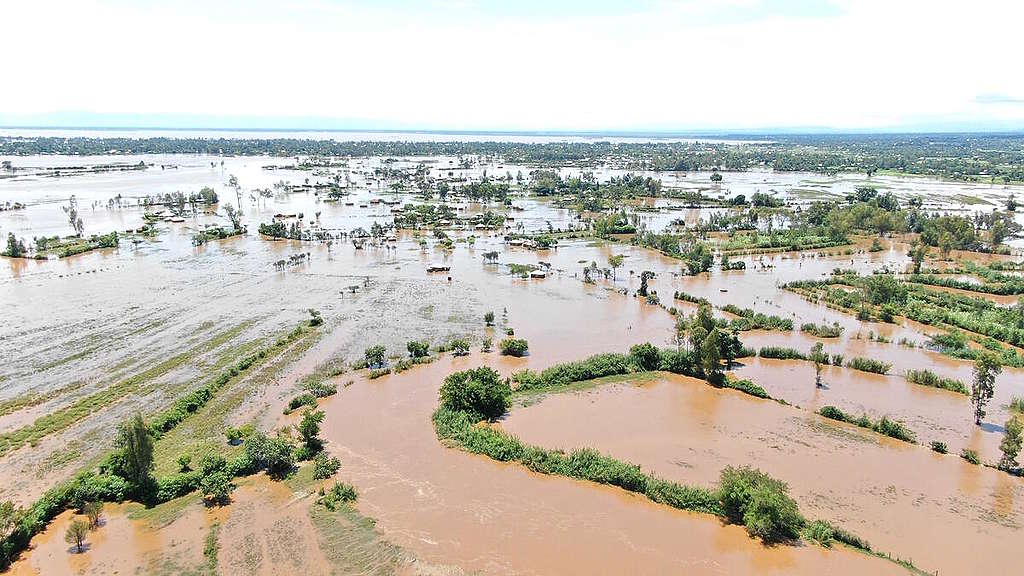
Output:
[501,374,1022,576]
[2,146,1023,574]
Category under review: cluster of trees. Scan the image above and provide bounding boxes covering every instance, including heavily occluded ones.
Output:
[6,134,1024,181]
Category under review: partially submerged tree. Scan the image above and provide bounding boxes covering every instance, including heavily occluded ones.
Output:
[998,416,1022,472]
[83,501,103,529]
[971,353,1002,425]
[65,519,89,553]
[63,195,84,236]
[608,254,624,280]
[112,413,154,490]
[364,345,387,369]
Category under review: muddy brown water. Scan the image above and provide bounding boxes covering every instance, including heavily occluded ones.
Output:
[4,150,1024,573]
[502,374,1022,576]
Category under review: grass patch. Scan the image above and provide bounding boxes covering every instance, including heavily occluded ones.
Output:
[904,369,968,394]
[845,357,891,375]
[818,406,916,443]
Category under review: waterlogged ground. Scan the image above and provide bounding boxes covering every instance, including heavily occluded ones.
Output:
[2,147,1023,574]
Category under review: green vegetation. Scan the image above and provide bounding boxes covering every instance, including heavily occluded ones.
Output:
[904,369,968,394]
[961,448,980,465]
[971,352,1002,425]
[818,406,916,443]
[312,452,342,480]
[719,466,802,542]
[499,338,529,357]
[318,481,358,511]
[0,322,253,457]
[930,441,948,454]
[998,416,1022,472]
[758,346,807,361]
[800,322,843,338]
[845,357,891,375]
[439,366,511,421]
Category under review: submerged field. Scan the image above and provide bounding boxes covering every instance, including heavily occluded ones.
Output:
[1,133,1023,575]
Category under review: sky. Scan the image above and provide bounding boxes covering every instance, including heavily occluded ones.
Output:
[3,0,1024,132]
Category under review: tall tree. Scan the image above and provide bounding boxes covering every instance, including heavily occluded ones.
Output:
[971,353,1002,425]
[115,413,154,487]
[998,416,1022,471]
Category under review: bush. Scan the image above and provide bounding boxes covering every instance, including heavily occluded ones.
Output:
[846,357,891,374]
[758,346,806,360]
[303,378,337,398]
[199,471,233,505]
[718,466,803,542]
[499,338,529,357]
[439,367,511,420]
[284,393,317,415]
[364,345,387,369]
[930,441,948,454]
[830,353,844,366]
[960,448,980,465]
[319,482,357,510]
[905,369,967,394]
[723,379,770,399]
[244,432,295,477]
[449,338,470,356]
[819,406,916,443]
[407,340,430,358]
[312,452,341,480]
[802,520,834,547]
[629,343,661,371]
[800,323,843,338]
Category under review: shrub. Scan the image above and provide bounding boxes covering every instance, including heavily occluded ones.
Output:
[303,378,337,398]
[449,338,470,356]
[481,337,493,352]
[629,343,661,371]
[723,379,770,399]
[364,345,387,369]
[960,448,980,465]
[319,482,357,510]
[802,520,834,547]
[819,406,916,443]
[830,353,844,366]
[499,338,529,357]
[199,471,233,505]
[845,357,891,374]
[1009,396,1024,413]
[718,466,803,542]
[484,311,495,326]
[439,367,511,420]
[905,369,968,394]
[930,441,948,454]
[177,455,192,472]
[800,323,843,338]
[312,452,341,480]
[758,346,806,360]
[284,393,317,415]
[244,432,295,478]
[407,340,430,358]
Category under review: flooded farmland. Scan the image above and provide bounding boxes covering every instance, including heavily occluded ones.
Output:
[2,130,1023,575]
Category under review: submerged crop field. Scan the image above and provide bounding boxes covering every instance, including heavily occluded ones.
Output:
[1,130,1023,575]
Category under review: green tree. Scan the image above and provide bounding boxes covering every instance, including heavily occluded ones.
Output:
[83,501,103,529]
[114,413,154,488]
[701,328,723,377]
[484,311,495,326]
[908,241,928,274]
[811,342,824,388]
[364,345,387,368]
[65,519,89,552]
[407,340,430,358]
[298,409,325,449]
[439,366,510,420]
[200,471,233,505]
[4,233,26,257]
[971,353,1002,425]
[223,202,243,231]
[608,254,624,280]
[998,416,1022,471]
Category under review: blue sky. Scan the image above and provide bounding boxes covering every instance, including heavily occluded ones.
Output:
[3,0,1023,132]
